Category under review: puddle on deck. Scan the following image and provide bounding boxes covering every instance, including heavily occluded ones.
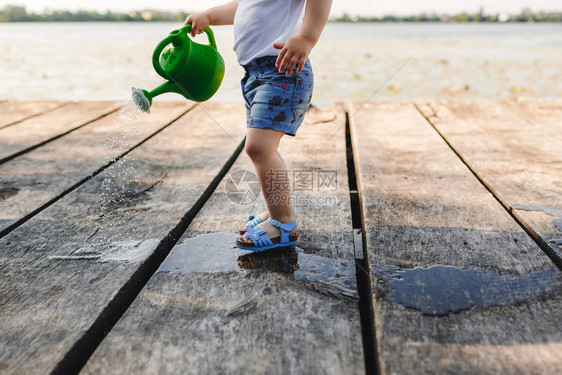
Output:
[48,232,358,299]
[158,232,358,299]
[373,264,562,316]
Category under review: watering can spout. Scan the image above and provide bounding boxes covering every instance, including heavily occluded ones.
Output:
[131,87,152,113]
[132,24,225,113]
[132,81,182,113]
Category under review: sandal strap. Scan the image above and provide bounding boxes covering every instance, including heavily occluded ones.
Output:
[267,217,297,243]
[245,228,274,247]
[246,215,263,231]
[246,209,294,231]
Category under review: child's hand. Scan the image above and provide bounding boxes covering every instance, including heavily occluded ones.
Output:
[184,13,211,37]
[273,36,314,75]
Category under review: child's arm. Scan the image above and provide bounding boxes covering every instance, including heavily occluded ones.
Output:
[274,0,332,75]
[184,0,238,37]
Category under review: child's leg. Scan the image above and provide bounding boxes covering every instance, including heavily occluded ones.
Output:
[245,128,293,224]
[238,149,289,234]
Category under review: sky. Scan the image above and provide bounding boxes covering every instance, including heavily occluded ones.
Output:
[1,0,560,17]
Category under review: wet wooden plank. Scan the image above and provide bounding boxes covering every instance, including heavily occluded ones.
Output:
[0,102,246,374]
[0,101,66,129]
[0,101,120,163]
[0,102,193,237]
[416,98,562,262]
[82,104,365,375]
[350,101,562,375]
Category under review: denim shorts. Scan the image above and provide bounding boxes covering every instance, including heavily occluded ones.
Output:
[241,56,314,136]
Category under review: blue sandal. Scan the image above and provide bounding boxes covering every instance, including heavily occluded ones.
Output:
[236,217,298,251]
[239,209,295,235]
[239,214,265,235]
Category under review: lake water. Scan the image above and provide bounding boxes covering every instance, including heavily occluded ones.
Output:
[1,22,561,106]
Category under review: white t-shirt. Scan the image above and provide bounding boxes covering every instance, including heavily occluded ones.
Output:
[233,0,306,66]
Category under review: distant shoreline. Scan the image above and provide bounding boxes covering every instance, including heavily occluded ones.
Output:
[1,19,561,24]
[1,5,561,23]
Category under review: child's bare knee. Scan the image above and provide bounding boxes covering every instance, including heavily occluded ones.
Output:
[245,141,268,162]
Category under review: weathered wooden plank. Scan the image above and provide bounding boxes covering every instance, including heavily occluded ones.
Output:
[0,101,66,129]
[0,102,193,237]
[0,101,120,163]
[350,101,562,375]
[502,97,562,128]
[82,104,365,374]
[416,98,562,263]
[0,102,246,374]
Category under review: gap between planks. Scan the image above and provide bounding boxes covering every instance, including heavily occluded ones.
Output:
[345,111,380,375]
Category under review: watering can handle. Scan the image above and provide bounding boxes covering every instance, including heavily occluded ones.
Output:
[175,24,218,49]
[152,25,217,78]
[196,26,218,50]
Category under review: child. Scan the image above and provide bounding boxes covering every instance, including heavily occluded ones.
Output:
[185,0,332,251]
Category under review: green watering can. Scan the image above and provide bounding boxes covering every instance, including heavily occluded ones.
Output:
[132,24,225,113]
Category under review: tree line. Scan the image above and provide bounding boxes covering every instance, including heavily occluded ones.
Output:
[1,5,561,23]
[0,6,190,22]
[335,9,562,23]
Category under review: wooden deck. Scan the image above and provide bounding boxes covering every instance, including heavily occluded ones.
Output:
[0,98,561,374]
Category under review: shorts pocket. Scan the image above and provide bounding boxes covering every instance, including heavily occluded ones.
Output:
[249,80,295,125]
[253,73,296,91]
